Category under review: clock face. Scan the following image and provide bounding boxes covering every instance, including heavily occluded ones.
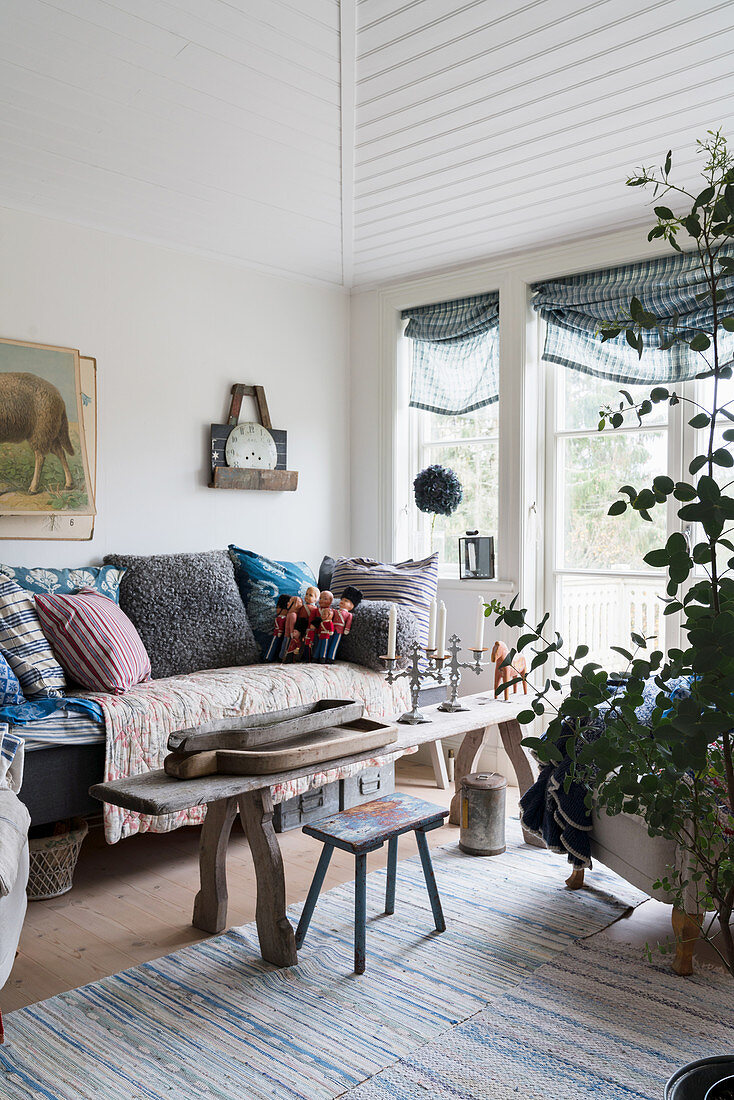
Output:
[225,423,278,470]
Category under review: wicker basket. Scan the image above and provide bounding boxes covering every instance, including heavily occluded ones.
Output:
[27,819,88,901]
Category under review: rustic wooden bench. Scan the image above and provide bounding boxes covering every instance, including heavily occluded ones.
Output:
[90,694,539,969]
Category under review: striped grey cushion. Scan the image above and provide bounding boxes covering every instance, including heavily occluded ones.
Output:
[0,575,66,697]
[330,554,438,643]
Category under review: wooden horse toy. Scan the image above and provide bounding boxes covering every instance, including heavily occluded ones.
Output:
[491,640,528,700]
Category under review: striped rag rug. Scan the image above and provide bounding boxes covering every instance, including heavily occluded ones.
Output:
[347,936,734,1099]
[0,822,645,1100]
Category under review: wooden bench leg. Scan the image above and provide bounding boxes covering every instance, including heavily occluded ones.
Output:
[295,843,334,949]
[355,852,367,975]
[672,907,701,976]
[238,789,298,968]
[193,796,239,934]
[449,725,490,825]
[415,828,446,933]
[428,739,449,790]
[385,836,398,915]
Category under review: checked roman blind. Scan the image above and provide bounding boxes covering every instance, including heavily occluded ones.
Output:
[402,292,499,416]
[532,249,734,385]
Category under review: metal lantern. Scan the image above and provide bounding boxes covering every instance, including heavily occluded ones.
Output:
[459,531,495,580]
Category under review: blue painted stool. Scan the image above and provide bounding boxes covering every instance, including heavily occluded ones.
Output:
[295,792,449,974]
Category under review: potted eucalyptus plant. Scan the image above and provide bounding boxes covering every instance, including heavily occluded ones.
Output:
[493,130,734,976]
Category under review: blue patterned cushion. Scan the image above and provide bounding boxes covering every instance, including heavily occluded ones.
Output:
[0,651,24,706]
[0,576,66,697]
[228,546,317,655]
[0,563,125,603]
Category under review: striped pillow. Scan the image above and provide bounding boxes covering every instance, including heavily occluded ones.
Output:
[35,589,151,694]
[330,554,439,643]
[0,575,66,697]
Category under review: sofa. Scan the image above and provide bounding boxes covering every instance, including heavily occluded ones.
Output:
[0,736,30,1043]
[2,550,423,841]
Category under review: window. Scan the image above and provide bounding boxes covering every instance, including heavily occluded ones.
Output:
[546,365,675,670]
[408,401,499,567]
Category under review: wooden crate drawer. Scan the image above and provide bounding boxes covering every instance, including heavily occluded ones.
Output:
[273,781,340,833]
[340,761,395,810]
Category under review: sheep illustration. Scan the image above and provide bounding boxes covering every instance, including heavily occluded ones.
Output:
[0,372,75,494]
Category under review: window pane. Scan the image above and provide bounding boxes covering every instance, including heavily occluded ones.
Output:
[415,404,499,443]
[559,574,666,670]
[422,441,498,566]
[560,431,667,570]
[558,369,667,431]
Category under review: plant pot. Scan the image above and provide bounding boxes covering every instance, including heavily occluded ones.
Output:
[706,1077,734,1100]
[666,1058,734,1100]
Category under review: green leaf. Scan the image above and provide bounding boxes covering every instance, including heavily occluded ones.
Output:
[643,548,669,567]
[721,317,734,331]
[689,455,708,475]
[608,500,627,516]
[689,333,711,351]
[695,185,715,207]
[689,413,710,428]
[713,448,734,467]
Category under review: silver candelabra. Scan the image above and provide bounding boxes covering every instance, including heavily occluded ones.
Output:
[436,633,487,712]
[381,634,487,724]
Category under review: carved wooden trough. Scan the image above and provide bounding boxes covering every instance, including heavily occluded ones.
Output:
[164,700,398,779]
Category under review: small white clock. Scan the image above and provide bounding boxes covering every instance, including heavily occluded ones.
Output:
[225,422,278,470]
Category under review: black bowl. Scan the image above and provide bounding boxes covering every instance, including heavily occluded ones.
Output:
[666,1058,734,1100]
[706,1076,734,1100]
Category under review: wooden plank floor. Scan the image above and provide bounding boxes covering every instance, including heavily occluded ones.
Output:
[2,764,725,1013]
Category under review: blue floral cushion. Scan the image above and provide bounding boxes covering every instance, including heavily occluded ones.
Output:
[0,650,24,706]
[228,546,317,655]
[0,563,125,603]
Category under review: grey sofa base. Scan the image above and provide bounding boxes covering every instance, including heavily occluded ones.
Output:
[19,744,105,828]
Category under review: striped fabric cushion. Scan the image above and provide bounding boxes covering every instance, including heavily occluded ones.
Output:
[35,590,151,694]
[330,554,439,642]
[0,576,66,698]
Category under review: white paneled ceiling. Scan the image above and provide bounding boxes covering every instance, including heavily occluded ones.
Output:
[1,0,733,287]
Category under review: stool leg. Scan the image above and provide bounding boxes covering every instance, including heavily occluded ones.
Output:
[415,829,446,933]
[295,844,334,949]
[385,836,398,915]
[355,852,367,974]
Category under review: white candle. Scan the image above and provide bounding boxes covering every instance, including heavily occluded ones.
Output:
[436,600,447,659]
[387,602,397,659]
[473,595,485,651]
[427,598,437,650]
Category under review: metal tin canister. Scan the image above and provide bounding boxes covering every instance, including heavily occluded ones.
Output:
[459,771,507,856]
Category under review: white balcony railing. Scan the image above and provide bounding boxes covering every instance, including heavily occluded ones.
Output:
[559,574,666,672]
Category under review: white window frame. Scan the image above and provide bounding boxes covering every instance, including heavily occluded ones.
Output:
[541,353,690,660]
[406,387,500,576]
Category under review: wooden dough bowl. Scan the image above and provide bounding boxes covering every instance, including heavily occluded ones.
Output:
[164,718,398,779]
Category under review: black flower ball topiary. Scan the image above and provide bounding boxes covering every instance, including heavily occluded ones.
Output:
[413,464,463,517]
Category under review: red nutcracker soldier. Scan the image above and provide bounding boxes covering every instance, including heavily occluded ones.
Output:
[281,595,304,659]
[303,616,318,661]
[265,595,290,661]
[283,625,304,663]
[326,586,363,663]
[313,602,335,663]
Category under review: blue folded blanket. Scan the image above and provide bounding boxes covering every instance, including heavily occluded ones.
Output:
[0,696,104,727]
[519,676,691,868]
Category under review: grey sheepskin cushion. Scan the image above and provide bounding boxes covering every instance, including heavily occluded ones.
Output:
[103,551,258,679]
[338,599,419,672]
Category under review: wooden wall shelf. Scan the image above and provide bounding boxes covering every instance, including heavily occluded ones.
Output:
[210,466,298,492]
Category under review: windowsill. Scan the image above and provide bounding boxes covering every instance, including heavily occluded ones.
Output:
[437,575,516,593]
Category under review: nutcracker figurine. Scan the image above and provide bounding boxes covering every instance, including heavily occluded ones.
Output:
[313,604,335,663]
[303,616,318,661]
[327,585,363,662]
[281,595,304,659]
[265,595,290,661]
[283,625,304,663]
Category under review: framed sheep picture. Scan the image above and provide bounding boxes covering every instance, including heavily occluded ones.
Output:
[0,338,96,519]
